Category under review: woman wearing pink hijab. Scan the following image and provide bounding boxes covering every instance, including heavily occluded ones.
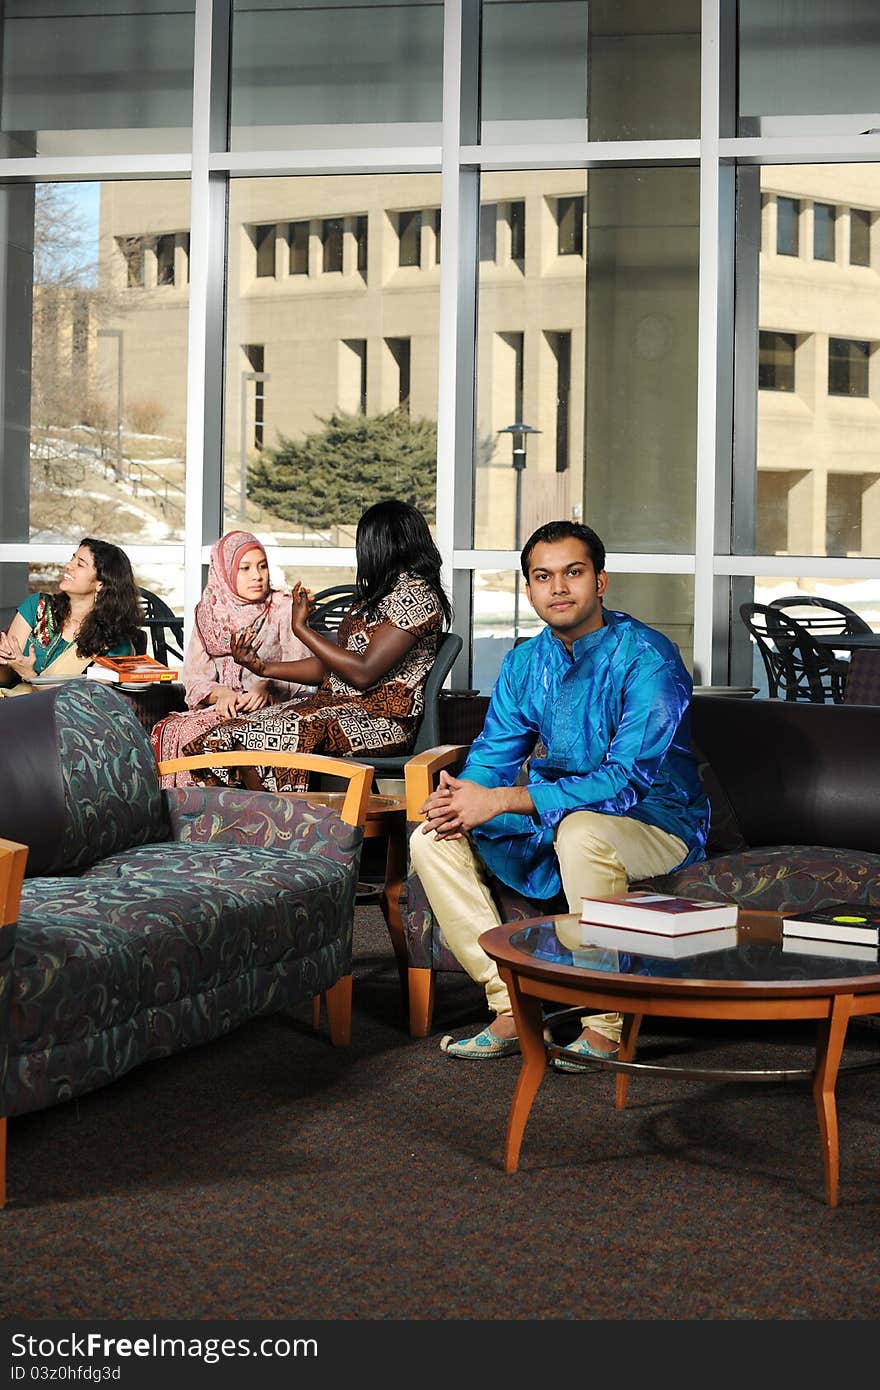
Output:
[150,530,312,787]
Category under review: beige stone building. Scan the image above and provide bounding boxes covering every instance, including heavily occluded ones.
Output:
[86,163,880,560]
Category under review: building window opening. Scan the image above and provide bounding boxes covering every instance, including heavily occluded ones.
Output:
[398,209,422,267]
[850,207,871,267]
[826,472,867,556]
[322,218,344,273]
[479,203,496,262]
[245,345,265,449]
[776,196,800,256]
[156,234,175,286]
[509,200,525,262]
[758,331,796,391]
[828,337,870,397]
[550,330,571,472]
[355,215,368,275]
[340,339,368,415]
[387,337,411,412]
[289,220,309,275]
[255,224,275,278]
[556,196,584,256]
[813,203,835,262]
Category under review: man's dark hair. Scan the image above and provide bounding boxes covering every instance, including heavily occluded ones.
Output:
[520,520,606,580]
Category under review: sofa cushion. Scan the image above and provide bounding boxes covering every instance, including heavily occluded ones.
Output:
[56,682,169,873]
[165,785,362,865]
[640,844,880,915]
[0,682,169,877]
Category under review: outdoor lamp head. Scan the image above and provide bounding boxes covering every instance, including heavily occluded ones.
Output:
[499,421,540,470]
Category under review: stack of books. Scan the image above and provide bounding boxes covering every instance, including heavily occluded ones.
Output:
[86,654,179,685]
[579,892,739,959]
[781,903,880,962]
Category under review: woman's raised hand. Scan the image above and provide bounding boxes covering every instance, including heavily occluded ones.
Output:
[289,581,314,635]
[230,624,266,676]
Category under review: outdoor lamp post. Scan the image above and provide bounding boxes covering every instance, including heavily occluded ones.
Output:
[96,328,124,475]
[498,422,540,641]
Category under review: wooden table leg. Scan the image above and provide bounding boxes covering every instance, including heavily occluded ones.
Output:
[813,993,852,1208]
[615,1012,643,1110]
[503,970,547,1173]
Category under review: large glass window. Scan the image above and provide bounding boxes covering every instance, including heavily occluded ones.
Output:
[0,179,189,551]
[474,167,698,570]
[472,568,695,694]
[738,0,880,134]
[225,175,440,541]
[229,0,444,151]
[743,166,880,564]
[0,1,195,157]
[480,1,699,144]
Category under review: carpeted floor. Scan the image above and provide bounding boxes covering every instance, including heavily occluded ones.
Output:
[2,904,879,1322]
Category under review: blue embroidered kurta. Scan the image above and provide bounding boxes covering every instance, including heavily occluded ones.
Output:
[463,609,710,901]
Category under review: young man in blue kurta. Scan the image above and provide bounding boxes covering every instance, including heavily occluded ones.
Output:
[411,520,709,1065]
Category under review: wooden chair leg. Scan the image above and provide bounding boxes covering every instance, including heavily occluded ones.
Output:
[407,966,435,1038]
[324,975,353,1047]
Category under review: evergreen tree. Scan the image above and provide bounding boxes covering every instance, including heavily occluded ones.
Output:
[247,408,438,529]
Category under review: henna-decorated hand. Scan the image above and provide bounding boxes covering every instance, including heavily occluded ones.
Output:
[231,625,266,676]
[289,580,315,636]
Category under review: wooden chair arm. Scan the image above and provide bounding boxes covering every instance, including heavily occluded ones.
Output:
[404,744,469,820]
[155,752,373,828]
[0,838,28,927]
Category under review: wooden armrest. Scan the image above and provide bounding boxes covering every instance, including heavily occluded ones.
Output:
[155,751,373,828]
[0,838,28,927]
[404,744,469,820]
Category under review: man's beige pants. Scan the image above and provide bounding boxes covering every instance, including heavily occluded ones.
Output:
[409,811,687,1044]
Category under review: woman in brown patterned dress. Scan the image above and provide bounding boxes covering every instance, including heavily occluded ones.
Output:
[183,499,452,792]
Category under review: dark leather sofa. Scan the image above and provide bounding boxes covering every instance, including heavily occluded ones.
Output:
[650,695,880,910]
[401,694,880,1036]
[0,681,372,1207]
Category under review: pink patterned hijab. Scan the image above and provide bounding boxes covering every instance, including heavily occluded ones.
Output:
[195,531,284,657]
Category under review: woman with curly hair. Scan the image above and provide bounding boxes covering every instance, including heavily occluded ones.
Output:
[0,538,141,697]
[184,499,452,793]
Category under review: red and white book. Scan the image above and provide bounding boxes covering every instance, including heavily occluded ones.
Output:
[87,654,179,684]
[579,891,738,935]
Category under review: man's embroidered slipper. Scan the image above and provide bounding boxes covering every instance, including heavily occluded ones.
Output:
[440,1025,520,1059]
[552,1037,619,1072]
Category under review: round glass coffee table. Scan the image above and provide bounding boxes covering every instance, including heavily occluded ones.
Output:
[480,911,880,1206]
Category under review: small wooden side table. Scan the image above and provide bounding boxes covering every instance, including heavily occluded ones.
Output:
[299,790,408,1002]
